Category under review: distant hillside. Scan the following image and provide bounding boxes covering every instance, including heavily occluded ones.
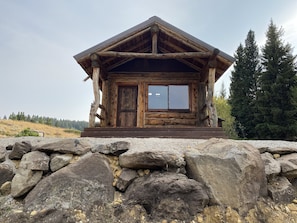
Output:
[6,112,88,131]
[0,119,81,138]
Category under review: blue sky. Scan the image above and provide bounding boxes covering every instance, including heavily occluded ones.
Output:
[1,0,297,121]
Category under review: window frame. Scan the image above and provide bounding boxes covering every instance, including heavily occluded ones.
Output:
[147,84,190,112]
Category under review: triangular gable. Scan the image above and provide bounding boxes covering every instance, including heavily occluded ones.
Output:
[74,16,234,81]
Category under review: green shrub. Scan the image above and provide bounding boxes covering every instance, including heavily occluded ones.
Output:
[64,128,81,135]
[16,128,39,137]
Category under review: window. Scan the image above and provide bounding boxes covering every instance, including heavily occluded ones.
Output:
[148,85,189,110]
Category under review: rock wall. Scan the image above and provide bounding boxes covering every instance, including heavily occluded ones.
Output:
[0,137,297,223]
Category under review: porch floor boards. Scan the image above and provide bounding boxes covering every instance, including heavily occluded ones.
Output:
[81,127,227,139]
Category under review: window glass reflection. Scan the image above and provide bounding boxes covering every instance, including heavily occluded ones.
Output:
[148,85,189,110]
[169,85,189,109]
[148,86,168,109]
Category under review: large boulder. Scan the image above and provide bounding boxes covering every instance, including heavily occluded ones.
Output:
[33,138,91,155]
[116,168,138,192]
[10,151,49,198]
[19,151,49,171]
[50,153,73,172]
[261,152,281,177]
[267,176,296,203]
[119,150,185,172]
[92,141,130,155]
[277,153,297,179]
[124,172,209,221]
[0,162,15,186]
[8,141,32,160]
[266,147,297,155]
[11,168,43,198]
[185,138,267,215]
[24,152,114,212]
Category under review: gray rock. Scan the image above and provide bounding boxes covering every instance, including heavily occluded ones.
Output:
[24,152,114,212]
[119,150,185,171]
[0,162,15,185]
[266,147,297,155]
[124,172,208,221]
[11,168,43,197]
[33,138,91,155]
[0,181,11,195]
[258,147,269,154]
[92,141,130,156]
[50,153,73,172]
[0,146,6,162]
[268,176,296,203]
[116,168,138,191]
[261,152,281,177]
[8,141,32,160]
[278,153,297,165]
[277,153,297,179]
[19,151,49,171]
[185,138,267,215]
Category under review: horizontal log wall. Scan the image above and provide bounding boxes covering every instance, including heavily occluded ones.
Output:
[145,112,197,127]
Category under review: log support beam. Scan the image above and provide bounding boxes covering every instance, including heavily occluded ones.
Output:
[198,83,208,126]
[89,54,101,127]
[207,67,218,127]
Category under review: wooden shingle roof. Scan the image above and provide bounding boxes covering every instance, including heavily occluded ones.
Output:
[74,16,234,81]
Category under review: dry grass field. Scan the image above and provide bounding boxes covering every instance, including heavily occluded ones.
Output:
[0,119,80,138]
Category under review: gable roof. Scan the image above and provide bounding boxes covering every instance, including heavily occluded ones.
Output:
[74,16,234,81]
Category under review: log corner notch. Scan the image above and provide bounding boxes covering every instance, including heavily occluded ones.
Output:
[207,48,220,127]
[89,53,101,127]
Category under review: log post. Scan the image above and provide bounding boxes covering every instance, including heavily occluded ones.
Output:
[100,78,108,127]
[198,82,208,126]
[89,54,101,127]
[150,24,159,54]
[207,67,218,127]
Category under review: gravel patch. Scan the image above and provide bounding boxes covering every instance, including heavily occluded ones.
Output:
[242,140,297,149]
[0,137,296,154]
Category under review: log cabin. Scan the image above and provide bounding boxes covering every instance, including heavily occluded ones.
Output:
[74,16,234,138]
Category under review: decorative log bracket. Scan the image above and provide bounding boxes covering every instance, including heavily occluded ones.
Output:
[201,48,220,83]
[95,113,105,120]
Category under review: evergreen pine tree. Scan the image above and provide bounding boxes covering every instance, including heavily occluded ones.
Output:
[229,44,246,137]
[243,30,261,138]
[256,21,297,139]
[229,30,260,138]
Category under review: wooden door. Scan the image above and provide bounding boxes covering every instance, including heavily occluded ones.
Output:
[117,86,138,127]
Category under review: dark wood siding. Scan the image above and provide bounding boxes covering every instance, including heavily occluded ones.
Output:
[116,86,138,127]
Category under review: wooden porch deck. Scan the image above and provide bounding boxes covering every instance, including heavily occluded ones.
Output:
[81,127,227,139]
